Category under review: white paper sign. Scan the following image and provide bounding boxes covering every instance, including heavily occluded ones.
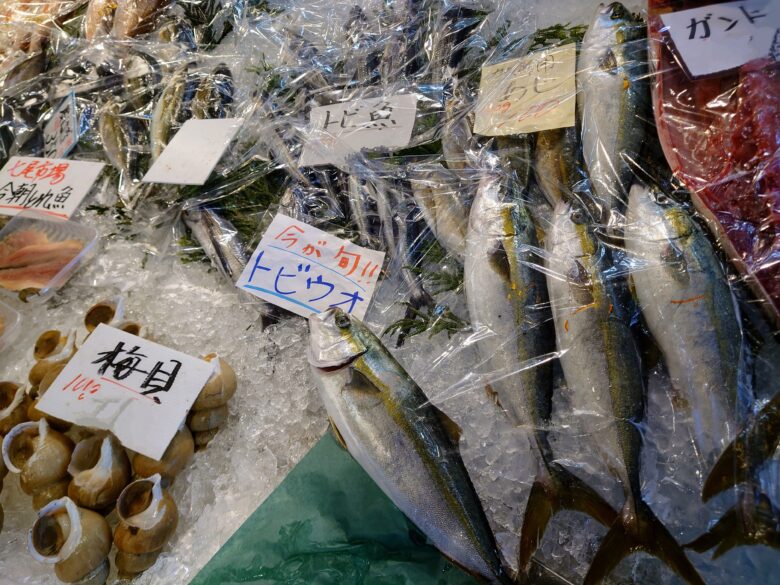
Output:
[0,156,104,219]
[44,92,79,159]
[142,118,243,185]
[298,94,417,168]
[37,324,216,460]
[474,44,577,136]
[661,0,780,77]
[237,213,385,320]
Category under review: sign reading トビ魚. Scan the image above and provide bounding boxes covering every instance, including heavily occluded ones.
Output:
[236,213,385,320]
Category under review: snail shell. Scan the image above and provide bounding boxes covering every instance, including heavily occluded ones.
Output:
[29,496,112,584]
[68,434,130,511]
[114,473,178,578]
[27,363,71,432]
[132,426,194,485]
[187,355,236,448]
[84,298,125,333]
[3,419,74,509]
[0,381,31,434]
[29,330,77,387]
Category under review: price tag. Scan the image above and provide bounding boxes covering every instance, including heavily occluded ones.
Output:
[661,0,780,77]
[0,156,104,219]
[44,92,79,159]
[474,43,576,136]
[142,118,243,185]
[236,213,385,320]
[37,324,216,460]
[298,94,417,168]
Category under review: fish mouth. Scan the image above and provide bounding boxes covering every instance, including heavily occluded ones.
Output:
[307,309,367,369]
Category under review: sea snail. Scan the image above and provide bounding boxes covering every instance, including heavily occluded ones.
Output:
[187,354,236,448]
[84,298,145,337]
[3,419,74,509]
[0,381,31,434]
[28,496,112,585]
[29,330,77,387]
[132,425,194,485]
[114,473,178,578]
[68,434,131,511]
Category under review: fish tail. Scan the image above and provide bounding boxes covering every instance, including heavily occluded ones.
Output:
[518,462,618,573]
[685,495,780,557]
[584,498,705,585]
[701,438,747,502]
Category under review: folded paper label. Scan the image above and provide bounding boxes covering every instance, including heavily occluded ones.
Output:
[37,324,215,460]
[44,92,79,159]
[0,156,104,219]
[298,94,417,168]
[661,0,780,78]
[143,118,244,185]
[474,43,576,136]
[236,213,385,320]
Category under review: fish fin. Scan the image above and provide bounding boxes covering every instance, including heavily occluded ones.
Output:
[488,241,512,285]
[518,463,617,573]
[484,384,504,410]
[584,499,705,585]
[702,438,747,502]
[328,417,348,451]
[598,48,618,72]
[431,406,462,446]
[686,498,780,558]
[344,368,382,394]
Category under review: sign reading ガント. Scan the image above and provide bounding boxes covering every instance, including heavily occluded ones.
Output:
[0,156,104,219]
[236,213,385,320]
[298,94,418,168]
[474,43,577,136]
[661,0,780,77]
[37,324,215,460]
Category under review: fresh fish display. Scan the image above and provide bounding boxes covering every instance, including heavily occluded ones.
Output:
[578,2,647,217]
[465,168,617,571]
[546,200,705,585]
[626,183,746,463]
[308,308,510,583]
[99,99,147,205]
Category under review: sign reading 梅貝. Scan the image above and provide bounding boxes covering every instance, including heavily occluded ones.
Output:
[474,43,577,136]
[0,156,104,219]
[236,213,385,320]
[661,0,780,78]
[298,94,418,168]
[37,324,216,460]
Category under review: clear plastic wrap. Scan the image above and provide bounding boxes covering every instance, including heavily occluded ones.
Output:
[0,1,776,585]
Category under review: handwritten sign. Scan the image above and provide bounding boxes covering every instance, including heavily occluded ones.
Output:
[237,213,385,320]
[474,44,576,136]
[661,0,780,77]
[0,156,104,219]
[44,92,79,159]
[37,324,215,460]
[143,118,243,185]
[298,94,417,168]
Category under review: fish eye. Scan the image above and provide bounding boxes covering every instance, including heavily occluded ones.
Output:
[654,192,670,205]
[571,208,586,224]
[335,312,351,329]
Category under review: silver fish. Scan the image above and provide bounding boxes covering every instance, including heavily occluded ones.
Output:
[626,183,745,463]
[409,165,470,263]
[183,205,247,285]
[308,308,509,583]
[578,2,647,218]
[545,201,705,585]
[99,99,147,207]
[465,169,616,572]
[150,65,187,161]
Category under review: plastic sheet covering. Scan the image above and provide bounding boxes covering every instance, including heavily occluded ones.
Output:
[0,0,777,584]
